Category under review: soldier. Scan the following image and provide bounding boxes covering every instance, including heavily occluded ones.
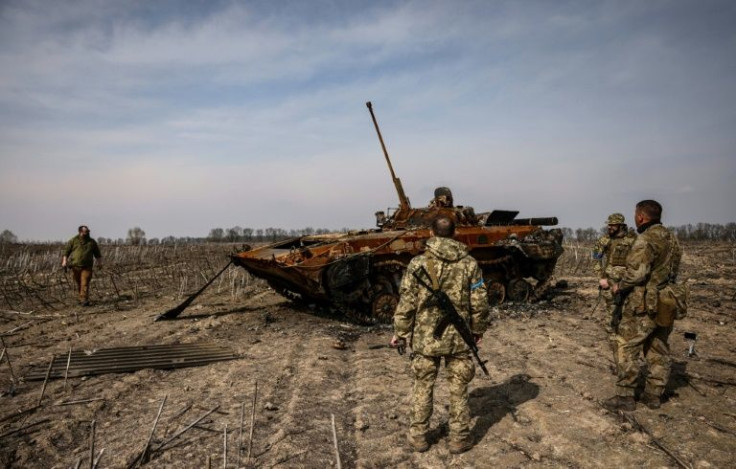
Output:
[603,200,682,411]
[62,225,102,306]
[390,215,489,453]
[592,213,637,368]
[428,186,454,208]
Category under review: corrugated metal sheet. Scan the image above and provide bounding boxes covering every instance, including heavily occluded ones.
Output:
[25,343,239,380]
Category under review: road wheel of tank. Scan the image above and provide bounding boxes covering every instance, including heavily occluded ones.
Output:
[486,281,506,306]
[371,293,399,323]
[507,278,532,302]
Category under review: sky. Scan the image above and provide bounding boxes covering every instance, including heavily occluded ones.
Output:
[1,0,735,242]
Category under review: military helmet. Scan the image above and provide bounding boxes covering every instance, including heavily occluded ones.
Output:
[606,213,625,225]
[434,186,453,199]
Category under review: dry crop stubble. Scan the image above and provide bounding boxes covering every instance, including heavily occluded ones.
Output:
[0,241,734,468]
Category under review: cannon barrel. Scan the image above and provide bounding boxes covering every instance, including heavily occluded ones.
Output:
[511,217,558,226]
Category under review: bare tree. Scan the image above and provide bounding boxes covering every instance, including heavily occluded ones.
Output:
[226,226,243,242]
[208,228,224,242]
[127,227,146,245]
[0,229,18,244]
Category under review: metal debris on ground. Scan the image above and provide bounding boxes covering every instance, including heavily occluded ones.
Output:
[24,343,240,380]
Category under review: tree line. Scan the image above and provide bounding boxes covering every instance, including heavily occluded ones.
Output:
[561,222,736,243]
[96,226,335,246]
[2,222,735,245]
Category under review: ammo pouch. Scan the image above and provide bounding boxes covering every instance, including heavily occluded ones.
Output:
[655,283,689,326]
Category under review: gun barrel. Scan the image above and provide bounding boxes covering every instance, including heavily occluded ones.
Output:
[366,101,410,212]
[511,217,559,226]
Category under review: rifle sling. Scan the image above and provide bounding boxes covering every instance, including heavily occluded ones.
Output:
[411,266,461,340]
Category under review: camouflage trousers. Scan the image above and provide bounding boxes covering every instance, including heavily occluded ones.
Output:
[410,352,475,442]
[615,312,672,397]
[602,292,618,368]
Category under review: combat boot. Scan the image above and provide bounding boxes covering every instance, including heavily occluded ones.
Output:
[602,395,636,412]
[448,438,473,454]
[639,392,661,410]
[408,434,429,453]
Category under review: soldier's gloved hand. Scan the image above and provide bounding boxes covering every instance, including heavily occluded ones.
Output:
[474,334,483,344]
[599,278,610,290]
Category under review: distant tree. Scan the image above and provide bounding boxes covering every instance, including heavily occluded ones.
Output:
[575,227,598,242]
[148,238,160,245]
[126,227,146,245]
[255,229,264,241]
[242,228,253,241]
[161,236,176,245]
[0,229,18,244]
[208,228,224,242]
[226,226,243,242]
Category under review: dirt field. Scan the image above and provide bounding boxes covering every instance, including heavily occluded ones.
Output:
[1,241,735,468]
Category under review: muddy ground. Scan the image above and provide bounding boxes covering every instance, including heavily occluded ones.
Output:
[1,242,735,468]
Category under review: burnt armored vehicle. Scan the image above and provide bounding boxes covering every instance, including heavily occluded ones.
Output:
[230,102,563,322]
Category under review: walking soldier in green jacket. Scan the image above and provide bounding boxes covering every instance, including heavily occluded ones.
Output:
[390,215,489,454]
[62,225,102,306]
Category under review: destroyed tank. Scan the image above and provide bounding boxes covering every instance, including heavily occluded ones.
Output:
[231,102,563,322]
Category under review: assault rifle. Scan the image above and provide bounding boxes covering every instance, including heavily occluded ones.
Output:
[412,267,490,377]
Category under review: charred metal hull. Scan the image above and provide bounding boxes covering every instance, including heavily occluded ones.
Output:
[232,220,563,322]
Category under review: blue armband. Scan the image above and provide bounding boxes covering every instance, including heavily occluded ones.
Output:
[470,279,484,290]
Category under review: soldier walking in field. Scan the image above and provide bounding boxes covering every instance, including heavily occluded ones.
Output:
[390,215,489,454]
[592,213,637,369]
[603,200,682,412]
[62,225,102,306]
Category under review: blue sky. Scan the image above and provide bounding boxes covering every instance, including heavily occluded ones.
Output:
[1,0,735,241]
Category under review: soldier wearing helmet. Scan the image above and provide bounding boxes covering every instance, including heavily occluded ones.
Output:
[592,212,637,368]
[428,187,454,208]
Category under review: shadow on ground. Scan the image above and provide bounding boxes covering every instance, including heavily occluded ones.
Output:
[469,374,540,443]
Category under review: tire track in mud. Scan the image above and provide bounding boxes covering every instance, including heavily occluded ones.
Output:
[349,333,415,468]
[246,309,360,468]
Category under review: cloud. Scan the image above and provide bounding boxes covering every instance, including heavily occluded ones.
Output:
[1,0,735,240]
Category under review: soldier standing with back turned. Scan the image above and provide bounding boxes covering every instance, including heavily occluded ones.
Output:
[390,215,489,454]
[592,213,636,369]
[603,200,682,411]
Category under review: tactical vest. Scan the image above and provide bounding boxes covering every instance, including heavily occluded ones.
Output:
[608,234,635,267]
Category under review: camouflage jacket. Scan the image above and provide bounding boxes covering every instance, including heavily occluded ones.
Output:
[592,231,636,281]
[63,236,101,268]
[619,223,682,314]
[393,237,489,356]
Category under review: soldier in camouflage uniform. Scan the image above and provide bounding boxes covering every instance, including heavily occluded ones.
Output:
[427,186,454,208]
[390,215,489,454]
[592,213,637,367]
[603,200,682,412]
